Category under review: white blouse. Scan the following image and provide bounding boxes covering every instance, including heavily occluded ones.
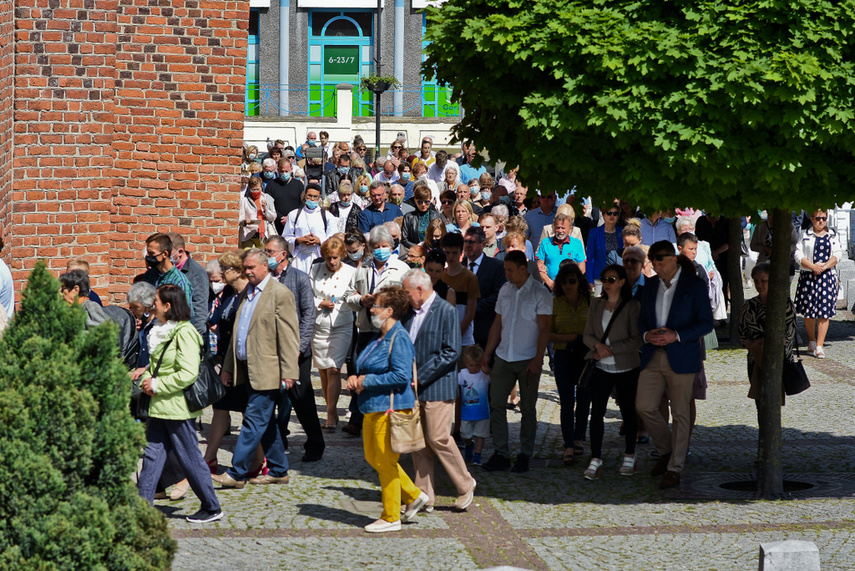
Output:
[310,262,356,329]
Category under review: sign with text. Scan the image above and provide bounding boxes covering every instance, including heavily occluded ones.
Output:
[324,46,359,76]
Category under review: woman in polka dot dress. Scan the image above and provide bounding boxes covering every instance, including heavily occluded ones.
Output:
[794,210,843,359]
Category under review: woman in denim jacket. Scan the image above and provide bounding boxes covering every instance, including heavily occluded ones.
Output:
[346,286,428,533]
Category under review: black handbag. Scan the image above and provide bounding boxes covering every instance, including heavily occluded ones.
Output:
[782,344,810,396]
[578,298,629,389]
[185,354,227,412]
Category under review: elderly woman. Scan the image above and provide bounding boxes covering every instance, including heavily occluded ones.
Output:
[439,164,460,194]
[739,263,796,411]
[204,259,225,355]
[794,209,842,358]
[406,245,427,269]
[446,200,479,235]
[239,177,276,249]
[310,237,357,429]
[135,284,222,523]
[329,180,361,234]
[346,286,427,533]
[582,265,642,480]
[549,262,592,465]
[402,184,441,248]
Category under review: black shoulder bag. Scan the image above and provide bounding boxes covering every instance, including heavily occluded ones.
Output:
[578,298,629,390]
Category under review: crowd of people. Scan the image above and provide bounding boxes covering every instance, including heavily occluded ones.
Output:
[46,130,843,530]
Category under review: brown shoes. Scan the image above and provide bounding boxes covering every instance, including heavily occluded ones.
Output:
[211,472,246,489]
[659,470,681,489]
[249,474,290,485]
[650,452,672,477]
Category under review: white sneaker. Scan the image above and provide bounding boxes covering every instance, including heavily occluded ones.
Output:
[364,519,401,533]
[401,491,429,523]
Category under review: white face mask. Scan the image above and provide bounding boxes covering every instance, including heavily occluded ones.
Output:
[370,312,388,329]
[211,282,226,295]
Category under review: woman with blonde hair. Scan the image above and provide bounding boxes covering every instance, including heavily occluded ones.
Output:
[446,200,479,235]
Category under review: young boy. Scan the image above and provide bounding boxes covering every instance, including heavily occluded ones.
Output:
[458,345,490,465]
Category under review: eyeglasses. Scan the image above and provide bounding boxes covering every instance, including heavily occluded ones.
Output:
[652,254,675,261]
[605,211,619,216]
[442,200,454,205]
[371,304,389,310]
[602,276,620,284]
[415,199,431,204]
[463,239,480,245]
[815,216,827,221]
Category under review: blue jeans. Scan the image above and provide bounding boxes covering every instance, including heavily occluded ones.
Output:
[553,347,591,449]
[228,384,290,480]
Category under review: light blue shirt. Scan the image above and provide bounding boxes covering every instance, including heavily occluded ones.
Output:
[459,163,486,185]
[235,273,271,361]
[524,207,556,242]
[640,217,677,246]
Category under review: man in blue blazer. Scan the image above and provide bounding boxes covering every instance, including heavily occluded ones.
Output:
[637,241,714,489]
[463,227,507,348]
[402,270,476,512]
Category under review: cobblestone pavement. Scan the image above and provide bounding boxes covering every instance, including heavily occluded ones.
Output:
[165,305,855,571]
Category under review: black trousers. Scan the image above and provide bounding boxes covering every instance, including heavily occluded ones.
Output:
[278,351,325,457]
[589,367,639,459]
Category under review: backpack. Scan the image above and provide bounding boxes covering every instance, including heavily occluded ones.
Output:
[293,206,330,232]
[101,305,141,369]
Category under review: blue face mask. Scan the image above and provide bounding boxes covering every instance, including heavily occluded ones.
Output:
[340,199,352,208]
[664,216,676,224]
[373,247,391,262]
[267,256,279,271]
[305,200,319,210]
[263,171,276,179]
[280,172,291,182]
[401,172,411,181]
[339,167,350,175]
[360,185,369,194]
[481,190,492,202]
[308,140,317,146]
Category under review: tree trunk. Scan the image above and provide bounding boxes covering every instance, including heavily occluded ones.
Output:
[755,207,788,499]
[727,216,745,344]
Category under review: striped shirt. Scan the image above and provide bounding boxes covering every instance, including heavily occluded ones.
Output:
[156,266,194,317]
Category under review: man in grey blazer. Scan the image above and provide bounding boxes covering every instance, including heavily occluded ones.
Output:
[402,270,476,512]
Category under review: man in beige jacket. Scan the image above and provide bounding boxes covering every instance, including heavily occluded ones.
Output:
[213,248,300,488]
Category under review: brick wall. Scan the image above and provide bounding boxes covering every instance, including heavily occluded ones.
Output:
[9,0,247,304]
[0,2,15,265]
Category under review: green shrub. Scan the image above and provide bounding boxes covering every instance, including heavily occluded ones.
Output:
[0,262,176,569]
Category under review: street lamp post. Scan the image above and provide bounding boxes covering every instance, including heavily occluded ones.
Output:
[374,0,382,161]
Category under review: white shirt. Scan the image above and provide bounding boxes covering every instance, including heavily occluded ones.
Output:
[466,253,485,275]
[409,291,437,342]
[495,276,553,362]
[374,171,400,184]
[282,206,335,274]
[656,266,682,329]
[427,162,458,185]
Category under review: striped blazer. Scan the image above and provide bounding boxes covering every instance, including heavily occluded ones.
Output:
[402,295,462,402]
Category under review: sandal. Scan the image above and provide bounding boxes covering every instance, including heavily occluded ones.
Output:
[815,346,825,359]
[583,458,603,481]
[619,455,636,476]
[563,448,575,466]
[573,444,584,457]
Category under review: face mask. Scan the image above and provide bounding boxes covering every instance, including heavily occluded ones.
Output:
[144,254,160,268]
[370,313,387,329]
[263,171,276,180]
[481,190,492,202]
[390,196,403,206]
[373,247,391,262]
[340,199,352,208]
[267,256,279,271]
[280,172,291,182]
[391,238,400,250]
[305,200,319,210]
[248,153,257,160]
[339,167,350,175]
[348,250,364,261]
[308,140,317,146]
[211,282,225,295]
[401,172,411,181]
[664,216,676,224]
[360,185,369,195]
[418,174,427,181]
[406,260,421,269]
[470,185,480,196]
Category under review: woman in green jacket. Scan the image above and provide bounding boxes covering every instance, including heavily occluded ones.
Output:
[135,284,223,524]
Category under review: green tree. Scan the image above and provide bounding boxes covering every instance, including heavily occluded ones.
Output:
[0,262,175,569]
[424,0,855,498]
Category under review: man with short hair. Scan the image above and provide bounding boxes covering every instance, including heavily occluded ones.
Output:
[166,232,209,339]
[282,183,335,273]
[374,160,400,184]
[214,248,300,488]
[266,236,324,462]
[264,158,305,235]
[383,221,408,261]
[66,259,103,306]
[401,270,475,512]
[480,250,552,473]
[535,214,586,290]
[462,227,507,349]
[324,151,351,195]
[641,210,677,246]
[456,183,483,217]
[59,269,109,328]
[479,214,505,258]
[636,241,714,489]
[459,147,486,185]
[524,190,557,242]
[261,158,278,189]
[357,181,403,233]
[427,150,454,185]
[141,233,193,313]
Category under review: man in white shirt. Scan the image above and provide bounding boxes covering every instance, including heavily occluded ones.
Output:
[427,150,455,185]
[374,160,400,184]
[636,240,714,490]
[480,250,552,473]
[281,183,335,273]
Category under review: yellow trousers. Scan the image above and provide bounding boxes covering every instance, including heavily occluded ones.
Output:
[363,411,421,522]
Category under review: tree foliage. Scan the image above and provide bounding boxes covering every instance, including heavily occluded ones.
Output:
[0,262,175,569]
[424,0,855,213]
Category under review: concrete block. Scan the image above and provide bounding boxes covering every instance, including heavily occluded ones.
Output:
[759,540,820,571]
[846,279,855,310]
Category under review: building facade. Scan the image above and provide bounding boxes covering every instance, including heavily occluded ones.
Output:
[246,0,458,118]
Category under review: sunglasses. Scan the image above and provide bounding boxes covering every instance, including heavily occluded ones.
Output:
[392,145,402,150]
[602,276,621,284]
[563,278,578,285]
[605,211,619,216]
[815,216,827,221]
[652,254,675,261]
[442,200,454,205]
[415,199,431,204]
[286,155,295,159]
